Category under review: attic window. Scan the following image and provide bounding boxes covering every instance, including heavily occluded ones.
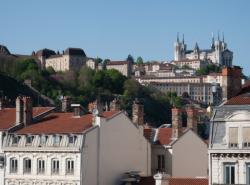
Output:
[26,136,34,146]
[12,136,20,146]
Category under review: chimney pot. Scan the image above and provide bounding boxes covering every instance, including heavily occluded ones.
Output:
[16,96,24,124]
[71,104,83,117]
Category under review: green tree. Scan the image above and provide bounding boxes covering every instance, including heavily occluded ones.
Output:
[136,56,143,65]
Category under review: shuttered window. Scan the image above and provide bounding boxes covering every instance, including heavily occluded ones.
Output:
[229,127,238,148]
[243,127,250,148]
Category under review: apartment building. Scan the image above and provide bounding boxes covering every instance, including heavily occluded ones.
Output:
[209,92,250,185]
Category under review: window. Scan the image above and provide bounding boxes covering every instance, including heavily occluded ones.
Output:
[40,135,48,146]
[23,158,31,174]
[26,136,34,146]
[68,135,77,146]
[53,135,62,146]
[10,158,18,173]
[12,136,20,146]
[157,155,165,172]
[66,159,74,175]
[229,127,238,148]
[224,163,235,184]
[37,159,45,174]
[243,127,250,148]
[52,159,59,175]
[246,163,250,184]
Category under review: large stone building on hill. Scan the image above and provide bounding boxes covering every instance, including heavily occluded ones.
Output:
[173,33,233,67]
[36,48,87,71]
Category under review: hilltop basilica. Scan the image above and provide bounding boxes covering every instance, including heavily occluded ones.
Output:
[174,33,233,67]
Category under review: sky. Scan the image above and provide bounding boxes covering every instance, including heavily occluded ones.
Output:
[0,0,250,74]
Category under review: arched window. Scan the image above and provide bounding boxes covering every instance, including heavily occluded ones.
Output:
[51,159,60,175]
[23,158,32,174]
[37,158,45,174]
[66,159,74,175]
[10,158,18,173]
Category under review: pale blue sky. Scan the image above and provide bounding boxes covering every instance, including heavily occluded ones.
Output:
[0,1,250,74]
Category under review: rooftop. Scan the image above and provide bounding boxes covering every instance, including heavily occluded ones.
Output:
[0,107,53,131]
[224,93,250,105]
[16,111,119,134]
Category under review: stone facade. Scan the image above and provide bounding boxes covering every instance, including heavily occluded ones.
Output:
[209,94,250,185]
[174,33,233,66]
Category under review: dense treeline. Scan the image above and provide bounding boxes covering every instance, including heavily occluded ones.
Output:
[0,58,181,126]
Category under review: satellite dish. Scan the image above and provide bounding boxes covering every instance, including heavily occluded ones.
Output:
[92,108,99,116]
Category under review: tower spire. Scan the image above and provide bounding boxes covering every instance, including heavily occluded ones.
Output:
[182,34,185,44]
[217,31,220,41]
[177,32,179,43]
[211,32,215,49]
[222,32,224,42]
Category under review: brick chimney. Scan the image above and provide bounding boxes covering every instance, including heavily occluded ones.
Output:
[23,96,33,126]
[110,98,120,111]
[132,99,144,125]
[186,107,197,133]
[71,104,83,117]
[172,108,182,139]
[222,66,242,100]
[61,96,71,112]
[16,96,24,124]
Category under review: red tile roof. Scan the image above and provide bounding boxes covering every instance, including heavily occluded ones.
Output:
[143,127,173,145]
[169,178,208,185]
[224,93,250,105]
[0,107,53,131]
[16,111,119,134]
[107,61,130,65]
[158,128,172,145]
[136,176,155,185]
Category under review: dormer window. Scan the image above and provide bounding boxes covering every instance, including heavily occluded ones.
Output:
[26,136,34,146]
[228,127,238,148]
[12,136,20,146]
[40,135,48,146]
[53,135,62,146]
[68,135,77,146]
[243,127,250,148]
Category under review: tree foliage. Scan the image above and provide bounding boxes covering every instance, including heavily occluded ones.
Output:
[196,64,221,75]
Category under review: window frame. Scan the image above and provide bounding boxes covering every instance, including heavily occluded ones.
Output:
[224,163,235,184]
[10,158,18,174]
[23,158,32,174]
[51,159,60,175]
[37,158,45,174]
[157,154,165,172]
[66,158,74,175]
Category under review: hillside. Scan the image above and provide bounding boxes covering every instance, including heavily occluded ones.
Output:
[0,57,176,126]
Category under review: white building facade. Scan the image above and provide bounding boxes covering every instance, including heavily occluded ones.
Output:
[209,93,250,185]
[1,104,151,185]
[174,33,233,67]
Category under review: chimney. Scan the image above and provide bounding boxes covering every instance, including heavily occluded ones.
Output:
[71,104,83,117]
[154,173,169,185]
[221,66,242,100]
[132,99,144,125]
[172,108,182,139]
[23,96,33,126]
[110,98,120,111]
[16,96,24,124]
[62,96,71,112]
[186,107,198,133]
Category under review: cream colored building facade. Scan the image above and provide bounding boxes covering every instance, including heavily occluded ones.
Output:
[0,99,151,185]
[106,61,132,77]
[209,93,250,185]
[44,48,86,72]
